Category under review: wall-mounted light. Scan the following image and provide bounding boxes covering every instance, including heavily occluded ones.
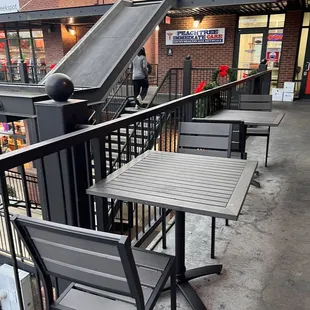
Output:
[155,25,160,31]
[65,25,76,36]
[68,17,74,24]
[193,16,203,28]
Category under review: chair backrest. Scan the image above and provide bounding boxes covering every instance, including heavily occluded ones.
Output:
[178,122,232,158]
[239,95,272,111]
[192,118,246,159]
[11,215,144,308]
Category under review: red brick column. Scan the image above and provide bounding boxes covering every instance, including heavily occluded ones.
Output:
[145,31,158,65]
[278,11,303,87]
[158,15,237,81]
[43,25,64,65]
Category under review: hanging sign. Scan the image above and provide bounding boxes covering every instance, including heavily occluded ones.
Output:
[0,0,19,14]
[268,33,283,41]
[166,28,225,45]
[165,16,171,24]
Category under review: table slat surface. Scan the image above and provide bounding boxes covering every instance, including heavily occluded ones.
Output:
[87,151,257,220]
[207,110,285,126]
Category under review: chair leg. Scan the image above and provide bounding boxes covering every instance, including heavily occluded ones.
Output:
[162,208,167,249]
[211,217,216,259]
[225,219,229,226]
[170,263,176,310]
[265,134,270,167]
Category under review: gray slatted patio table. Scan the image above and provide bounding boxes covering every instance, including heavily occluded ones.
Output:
[207,110,285,188]
[206,110,285,127]
[87,151,257,310]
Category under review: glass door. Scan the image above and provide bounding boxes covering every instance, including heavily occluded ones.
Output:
[235,29,268,79]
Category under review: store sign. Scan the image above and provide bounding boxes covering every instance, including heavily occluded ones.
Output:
[0,0,19,14]
[267,49,280,62]
[268,33,283,41]
[166,28,225,45]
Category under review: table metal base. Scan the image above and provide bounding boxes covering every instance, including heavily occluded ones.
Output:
[177,265,223,310]
[251,170,261,188]
[251,179,261,188]
[174,211,223,309]
[163,265,223,309]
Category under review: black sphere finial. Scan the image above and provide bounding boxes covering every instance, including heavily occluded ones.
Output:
[185,55,191,60]
[45,73,74,102]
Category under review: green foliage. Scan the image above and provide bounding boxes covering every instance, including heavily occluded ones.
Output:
[205,68,237,91]
[248,69,259,76]
[7,184,16,198]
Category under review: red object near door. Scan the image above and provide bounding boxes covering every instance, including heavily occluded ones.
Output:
[305,72,310,95]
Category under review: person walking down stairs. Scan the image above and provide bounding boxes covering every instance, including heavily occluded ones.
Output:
[132,47,149,109]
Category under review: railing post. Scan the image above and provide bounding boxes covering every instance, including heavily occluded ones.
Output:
[35,74,91,228]
[19,60,29,83]
[258,63,271,95]
[183,55,192,96]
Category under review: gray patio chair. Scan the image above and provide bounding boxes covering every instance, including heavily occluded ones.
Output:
[239,94,272,167]
[11,215,176,310]
[178,121,232,259]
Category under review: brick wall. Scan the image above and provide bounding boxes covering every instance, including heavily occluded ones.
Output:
[42,25,90,65]
[144,31,158,65]
[158,15,237,80]
[61,25,78,55]
[43,25,64,65]
[19,0,101,11]
[278,11,303,87]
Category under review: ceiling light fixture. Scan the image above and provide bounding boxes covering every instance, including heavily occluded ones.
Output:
[193,16,203,28]
[65,25,76,36]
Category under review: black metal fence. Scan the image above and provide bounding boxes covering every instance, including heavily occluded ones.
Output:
[87,66,256,125]
[0,70,270,310]
[0,65,51,83]
[148,67,255,110]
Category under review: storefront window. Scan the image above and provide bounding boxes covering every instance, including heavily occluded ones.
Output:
[269,14,285,28]
[236,14,286,89]
[239,15,268,28]
[296,28,309,82]
[0,31,6,81]
[267,29,283,88]
[0,121,27,153]
[303,12,310,27]
[238,33,263,69]
[0,28,46,82]
[295,13,310,95]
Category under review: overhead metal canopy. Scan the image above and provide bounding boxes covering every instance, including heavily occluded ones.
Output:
[170,0,305,16]
[0,4,112,24]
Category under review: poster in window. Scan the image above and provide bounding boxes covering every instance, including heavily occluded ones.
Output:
[266,48,280,62]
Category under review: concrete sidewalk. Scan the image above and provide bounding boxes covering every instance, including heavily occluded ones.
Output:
[155,101,310,310]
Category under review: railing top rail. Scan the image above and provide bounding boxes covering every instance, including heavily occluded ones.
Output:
[0,70,271,172]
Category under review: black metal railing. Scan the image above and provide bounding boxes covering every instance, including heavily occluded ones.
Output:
[148,67,255,109]
[0,65,51,83]
[0,70,270,310]
[2,170,40,210]
[88,70,134,124]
